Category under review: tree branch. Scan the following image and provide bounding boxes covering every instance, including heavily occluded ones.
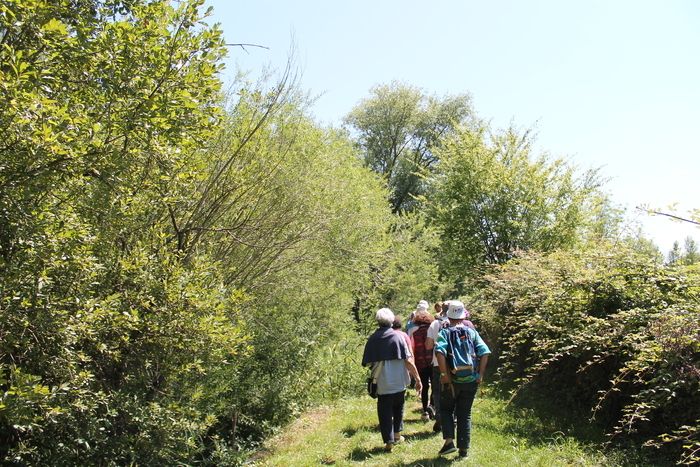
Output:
[639,207,700,226]
[225,43,270,54]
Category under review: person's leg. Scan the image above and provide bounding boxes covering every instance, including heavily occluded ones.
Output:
[419,366,431,412]
[437,382,458,455]
[392,391,406,440]
[431,366,442,430]
[376,394,394,444]
[455,382,478,451]
[439,382,456,442]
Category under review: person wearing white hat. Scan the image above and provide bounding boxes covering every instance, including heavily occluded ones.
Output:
[434,300,491,459]
[406,300,430,334]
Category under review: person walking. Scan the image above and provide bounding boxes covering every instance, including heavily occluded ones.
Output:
[406,300,429,334]
[362,308,422,452]
[407,307,436,421]
[434,301,490,459]
[391,316,412,352]
[425,300,450,432]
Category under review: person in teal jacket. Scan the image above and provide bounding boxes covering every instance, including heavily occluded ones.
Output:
[434,300,490,459]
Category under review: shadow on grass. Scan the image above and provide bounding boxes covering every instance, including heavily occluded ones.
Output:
[404,430,441,442]
[496,401,604,446]
[393,456,457,466]
[477,393,659,467]
[475,403,600,453]
[348,446,459,465]
[403,417,432,426]
[340,424,375,438]
[346,445,390,462]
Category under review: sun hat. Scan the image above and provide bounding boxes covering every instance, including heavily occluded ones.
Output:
[416,300,429,311]
[446,300,467,320]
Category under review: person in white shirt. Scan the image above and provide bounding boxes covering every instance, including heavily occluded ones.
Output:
[362,308,422,451]
[425,300,450,432]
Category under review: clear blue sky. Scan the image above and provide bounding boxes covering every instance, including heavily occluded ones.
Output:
[206,0,700,254]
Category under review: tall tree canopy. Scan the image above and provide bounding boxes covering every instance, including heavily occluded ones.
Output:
[345,81,473,213]
[428,125,609,288]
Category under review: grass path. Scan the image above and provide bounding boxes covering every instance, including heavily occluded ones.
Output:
[253,388,631,466]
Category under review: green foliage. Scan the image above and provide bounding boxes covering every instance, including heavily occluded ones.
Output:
[668,241,682,265]
[345,81,473,213]
[683,237,700,265]
[192,83,394,448]
[351,213,444,334]
[0,1,395,464]
[666,237,699,266]
[427,125,611,291]
[472,245,700,465]
[0,0,235,463]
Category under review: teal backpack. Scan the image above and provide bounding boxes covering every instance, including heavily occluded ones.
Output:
[446,327,477,378]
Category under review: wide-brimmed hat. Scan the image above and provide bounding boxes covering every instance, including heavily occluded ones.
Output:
[446,300,467,320]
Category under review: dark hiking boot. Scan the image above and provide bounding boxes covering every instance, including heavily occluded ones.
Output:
[459,449,469,458]
[438,441,457,456]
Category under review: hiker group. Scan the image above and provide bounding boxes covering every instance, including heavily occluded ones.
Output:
[362,299,490,459]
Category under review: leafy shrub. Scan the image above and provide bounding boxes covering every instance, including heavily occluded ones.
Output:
[473,245,700,464]
[0,0,394,464]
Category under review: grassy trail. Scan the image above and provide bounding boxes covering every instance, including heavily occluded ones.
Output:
[253,388,630,466]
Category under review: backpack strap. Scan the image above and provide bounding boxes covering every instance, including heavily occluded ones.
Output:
[446,326,466,352]
[445,327,458,366]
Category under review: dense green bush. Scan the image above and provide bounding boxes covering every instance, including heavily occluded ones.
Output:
[0,1,399,464]
[472,245,700,464]
[0,0,235,463]
[197,97,394,450]
[351,213,444,335]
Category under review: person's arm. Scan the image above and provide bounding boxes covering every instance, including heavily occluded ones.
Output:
[473,329,491,384]
[404,358,422,393]
[476,354,489,384]
[436,352,451,384]
[425,321,438,350]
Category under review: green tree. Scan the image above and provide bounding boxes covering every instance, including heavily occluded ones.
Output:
[345,81,473,213]
[427,125,608,289]
[187,81,395,437]
[622,234,663,263]
[351,213,444,333]
[683,236,699,265]
[668,240,682,265]
[0,1,239,463]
